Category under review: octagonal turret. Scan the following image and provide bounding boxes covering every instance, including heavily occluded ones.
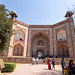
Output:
[65,11,73,18]
[10,11,18,19]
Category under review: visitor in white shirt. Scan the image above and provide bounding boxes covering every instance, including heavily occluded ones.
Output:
[32,57,35,65]
[36,58,38,65]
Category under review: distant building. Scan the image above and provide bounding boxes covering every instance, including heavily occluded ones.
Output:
[0,11,75,58]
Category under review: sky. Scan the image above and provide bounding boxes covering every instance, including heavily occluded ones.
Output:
[0,0,75,25]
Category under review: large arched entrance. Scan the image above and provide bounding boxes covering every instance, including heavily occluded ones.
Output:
[13,44,23,56]
[58,45,69,58]
[31,33,49,57]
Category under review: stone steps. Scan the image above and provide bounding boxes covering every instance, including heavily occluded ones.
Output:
[38,59,44,64]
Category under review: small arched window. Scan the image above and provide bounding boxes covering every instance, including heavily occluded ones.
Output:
[15,30,24,41]
[38,40,43,46]
[57,30,66,41]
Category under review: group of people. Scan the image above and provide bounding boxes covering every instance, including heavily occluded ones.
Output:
[37,53,44,59]
[61,58,75,75]
[47,58,55,70]
[32,57,38,65]
[47,58,75,75]
[32,56,75,75]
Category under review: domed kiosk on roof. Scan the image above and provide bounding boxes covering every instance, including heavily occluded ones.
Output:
[65,11,74,18]
[10,11,18,19]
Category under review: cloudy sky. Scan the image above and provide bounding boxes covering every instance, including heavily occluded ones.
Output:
[0,0,75,25]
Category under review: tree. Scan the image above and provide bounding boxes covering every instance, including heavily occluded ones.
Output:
[0,4,13,52]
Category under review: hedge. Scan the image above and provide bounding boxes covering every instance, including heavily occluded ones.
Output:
[1,63,16,73]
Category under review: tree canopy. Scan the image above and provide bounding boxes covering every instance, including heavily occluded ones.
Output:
[0,4,13,52]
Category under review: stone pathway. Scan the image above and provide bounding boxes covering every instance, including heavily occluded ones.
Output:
[7,64,62,75]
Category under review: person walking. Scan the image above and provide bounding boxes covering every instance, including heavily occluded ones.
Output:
[52,59,55,70]
[41,54,44,59]
[36,57,38,65]
[38,54,41,59]
[61,58,66,74]
[68,60,75,75]
[32,57,35,65]
[47,59,51,70]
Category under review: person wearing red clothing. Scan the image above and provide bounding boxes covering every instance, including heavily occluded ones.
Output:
[47,59,51,70]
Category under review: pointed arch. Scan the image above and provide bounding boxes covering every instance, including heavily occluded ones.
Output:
[32,32,49,41]
[31,32,50,57]
[13,44,23,56]
[15,30,24,41]
[57,30,67,41]
[57,44,69,57]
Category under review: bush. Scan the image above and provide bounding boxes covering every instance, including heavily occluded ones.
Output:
[1,63,16,73]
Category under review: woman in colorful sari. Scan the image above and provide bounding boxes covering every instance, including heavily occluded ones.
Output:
[47,59,51,70]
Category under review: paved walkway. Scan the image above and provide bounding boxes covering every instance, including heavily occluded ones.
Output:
[8,64,62,75]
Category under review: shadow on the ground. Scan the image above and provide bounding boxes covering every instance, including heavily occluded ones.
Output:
[36,69,62,75]
[43,68,49,70]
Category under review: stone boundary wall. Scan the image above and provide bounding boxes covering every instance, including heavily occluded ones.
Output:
[0,56,75,65]
[0,56,32,64]
[45,58,75,65]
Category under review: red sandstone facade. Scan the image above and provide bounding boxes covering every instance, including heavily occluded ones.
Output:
[0,12,75,58]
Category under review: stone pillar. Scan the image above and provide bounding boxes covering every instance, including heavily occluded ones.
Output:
[27,29,31,57]
[53,28,57,57]
[50,28,53,56]
[23,28,28,57]
[66,22,73,57]
[8,35,14,56]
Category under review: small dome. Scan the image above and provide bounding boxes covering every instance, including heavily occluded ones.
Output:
[13,11,16,13]
[67,11,72,13]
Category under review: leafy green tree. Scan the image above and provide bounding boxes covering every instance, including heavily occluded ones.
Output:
[0,4,13,52]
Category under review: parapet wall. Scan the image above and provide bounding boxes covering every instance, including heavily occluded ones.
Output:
[45,58,75,65]
[0,56,32,64]
[0,56,75,65]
